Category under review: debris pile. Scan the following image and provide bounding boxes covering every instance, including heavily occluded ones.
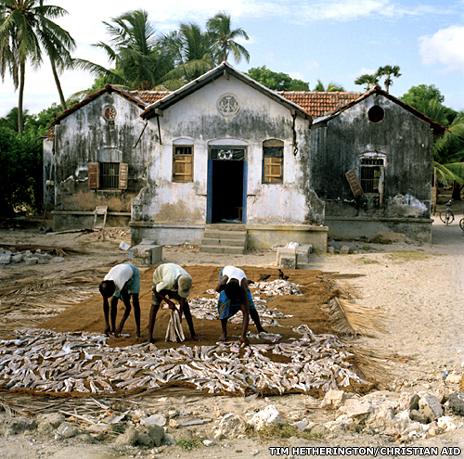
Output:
[0,327,369,396]
[0,248,64,266]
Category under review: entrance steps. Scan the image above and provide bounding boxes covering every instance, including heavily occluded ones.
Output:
[200,224,247,254]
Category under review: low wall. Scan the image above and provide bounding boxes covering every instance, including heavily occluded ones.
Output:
[130,222,204,246]
[52,211,131,231]
[324,216,432,243]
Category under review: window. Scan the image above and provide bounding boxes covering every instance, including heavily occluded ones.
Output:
[263,139,284,184]
[368,105,384,123]
[360,157,384,193]
[87,162,128,190]
[173,145,193,182]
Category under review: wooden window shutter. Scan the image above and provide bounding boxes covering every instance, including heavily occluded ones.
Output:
[88,162,100,189]
[118,162,128,190]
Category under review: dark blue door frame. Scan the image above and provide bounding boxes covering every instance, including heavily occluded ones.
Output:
[206,151,247,224]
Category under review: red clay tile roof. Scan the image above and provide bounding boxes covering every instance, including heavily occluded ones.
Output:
[131,90,170,105]
[278,91,362,117]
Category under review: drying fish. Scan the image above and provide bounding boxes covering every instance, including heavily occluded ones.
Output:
[165,307,185,342]
[0,327,369,397]
[251,279,302,296]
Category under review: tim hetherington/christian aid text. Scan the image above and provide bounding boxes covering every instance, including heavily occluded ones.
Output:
[268,446,462,456]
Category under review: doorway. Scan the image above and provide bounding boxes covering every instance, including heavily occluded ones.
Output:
[207,147,247,224]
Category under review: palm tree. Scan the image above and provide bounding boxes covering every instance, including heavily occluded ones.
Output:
[354,73,379,91]
[161,22,213,88]
[74,10,173,90]
[0,0,74,131]
[377,65,401,93]
[207,12,249,64]
[313,79,345,92]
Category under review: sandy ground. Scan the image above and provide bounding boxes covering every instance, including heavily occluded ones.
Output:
[0,219,464,458]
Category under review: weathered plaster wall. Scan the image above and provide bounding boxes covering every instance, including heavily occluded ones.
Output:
[43,138,54,212]
[136,74,313,226]
[309,94,433,220]
[53,92,154,214]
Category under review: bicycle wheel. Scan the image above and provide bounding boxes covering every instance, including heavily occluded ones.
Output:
[439,210,454,225]
[459,218,464,232]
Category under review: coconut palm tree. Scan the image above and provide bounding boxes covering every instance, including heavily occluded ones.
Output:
[354,73,379,91]
[161,22,213,88]
[0,0,74,131]
[74,10,173,90]
[207,12,249,64]
[313,79,345,92]
[377,65,401,93]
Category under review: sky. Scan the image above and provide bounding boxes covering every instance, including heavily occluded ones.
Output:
[1,0,464,117]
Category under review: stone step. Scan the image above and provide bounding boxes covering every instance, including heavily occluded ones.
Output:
[205,224,246,231]
[200,245,245,254]
[201,237,246,247]
[203,230,246,240]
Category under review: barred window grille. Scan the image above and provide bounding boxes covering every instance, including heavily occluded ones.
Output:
[173,145,193,182]
[263,140,284,184]
[100,162,120,189]
[360,158,384,193]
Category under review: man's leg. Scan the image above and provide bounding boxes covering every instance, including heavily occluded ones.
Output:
[148,291,161,343]
[219,318,228,341]
[181,299,197,340]
[103,297,111,335]
[250,308,266,333]
[110,296,119,334]
[132,294,141,338]
[116,290,132,335]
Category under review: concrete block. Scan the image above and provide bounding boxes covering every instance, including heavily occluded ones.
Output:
[25,257,39,265]
[0,254,11,265]
[296,244,312,264]
[132,244,163,265]
[276,248,296,269]
[11,254,23,263]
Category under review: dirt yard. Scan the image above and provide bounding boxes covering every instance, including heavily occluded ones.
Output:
[0,220,463,458]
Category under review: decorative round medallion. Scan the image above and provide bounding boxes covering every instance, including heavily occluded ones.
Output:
[103,105,117,121]
[217,94,239,116]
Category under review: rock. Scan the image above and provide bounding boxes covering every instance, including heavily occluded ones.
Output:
[51,256,65,263]
[6,417,37,435]
[37,413,65,434]
[167,409,179,418]
[409,394,420,411]
[324,414,353,433]
[448,392,464,416]
[417,393,443,422]
[338,398,372,420]
[437,416,457,431]
[25,257,39,265]
[202,439,214,447]
[213,413,247,439]
[292,418,315,432]
[115,426,138,447]
[247,405,284,431]
[163,433,176,446]
[11,254,23,263]
[446,373,462,384]
[339,245,350,254]
[147,425,165,447]
[328,246,335,255]
[321,389,349,410]
[0,254,11,265]
[136,432,154,447]
[168,419,179,429]
[55,422,79,439]
[409,409,430,424]
[140,414,166,427]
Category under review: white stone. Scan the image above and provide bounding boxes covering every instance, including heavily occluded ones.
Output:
[437,416,457,431]
[202,439,214,447]
[338,398,372,419]
[321,389,349,410]
[446,373,462,384]
[213,413,247,439]
[247,405,284,431]
[418,393,443,421]
[0,254,11,265]
[140,414,166,427]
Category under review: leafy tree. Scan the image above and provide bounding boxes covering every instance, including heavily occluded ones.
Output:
[0,0,74,131]
[313,79,345,92]
[207,12,249,64]
[247,66,309,91]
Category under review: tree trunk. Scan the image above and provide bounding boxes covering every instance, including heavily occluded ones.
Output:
[451,181,463,200]
[18,61,25,133]
[50,57,67,109]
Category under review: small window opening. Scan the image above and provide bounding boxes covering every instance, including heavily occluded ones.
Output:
[368,105,384,123]
[100,162,119,189]
[263,139,284,184]
[173,145,193,182]
[360,158,384,193]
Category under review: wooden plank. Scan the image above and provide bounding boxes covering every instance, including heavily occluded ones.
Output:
[88,162,99,189]
[118,162,128,190]
[345,169,364,197]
